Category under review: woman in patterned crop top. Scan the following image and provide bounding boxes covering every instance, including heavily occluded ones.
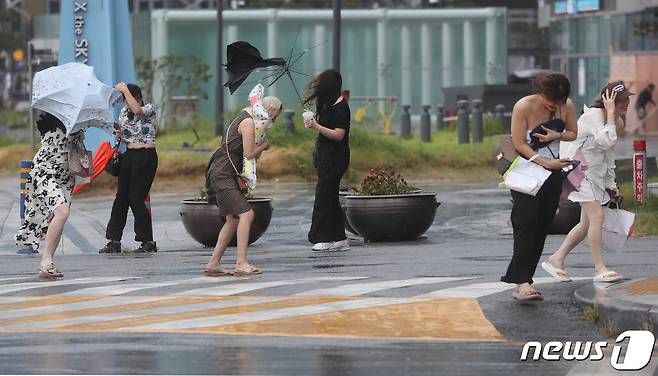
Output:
[99,83,159,254]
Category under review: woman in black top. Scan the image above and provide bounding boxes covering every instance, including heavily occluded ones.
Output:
[303,69,351,252]
[501,73,578,301]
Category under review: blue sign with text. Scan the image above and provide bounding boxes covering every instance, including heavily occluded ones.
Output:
[58,0,136,151]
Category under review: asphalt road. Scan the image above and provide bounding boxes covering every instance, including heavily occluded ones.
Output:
[0,180,656,375]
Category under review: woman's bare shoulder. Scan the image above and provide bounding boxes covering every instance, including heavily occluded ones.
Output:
[513,95,536,113]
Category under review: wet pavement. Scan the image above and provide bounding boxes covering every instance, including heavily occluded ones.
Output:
[0,178,657,374]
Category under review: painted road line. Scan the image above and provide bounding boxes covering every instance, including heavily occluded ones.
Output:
[0,277,141,295]
[0,296,287,332]
[0,296,99,312]
[128,297,420,331]
[417,277,591,298]
[62,276,250,296]
[0,297,40,304]
[176,276,369,296]
[0,296,163,320]
[21,296,343,333]
[189,298,504,342]
[296,277,477,296]
[0,277,33,283]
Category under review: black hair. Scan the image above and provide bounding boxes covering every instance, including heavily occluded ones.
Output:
[648,84,655,91]
[125,83,144,120]
[303,69,342,116]
[532,72,571,104]
[127,83,143,99]
[36,112,66,136]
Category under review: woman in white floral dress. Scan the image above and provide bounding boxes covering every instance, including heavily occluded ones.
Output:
[15,112,82,279]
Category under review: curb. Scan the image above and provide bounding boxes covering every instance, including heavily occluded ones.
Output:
[574,281,658,336]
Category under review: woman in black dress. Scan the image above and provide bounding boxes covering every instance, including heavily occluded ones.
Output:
[303,69,351,252]
[204,96,282,276]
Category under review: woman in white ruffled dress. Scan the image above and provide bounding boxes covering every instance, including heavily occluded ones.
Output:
[542,81,634,283]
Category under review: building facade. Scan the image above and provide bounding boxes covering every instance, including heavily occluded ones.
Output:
[539,0,658,132]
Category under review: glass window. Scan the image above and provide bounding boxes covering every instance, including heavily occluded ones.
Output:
[139,0,150,12]
[48,0,60,14]
[153,1,164,9]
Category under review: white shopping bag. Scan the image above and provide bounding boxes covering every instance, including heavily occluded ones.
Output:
[502,156,551,196]
[602,206,635,252]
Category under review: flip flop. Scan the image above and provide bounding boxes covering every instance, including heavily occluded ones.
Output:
[513,289,543,301]
[593,271,623,283]
[541,261,572,282]
[233,267,262,276]
[204,268,234,277]
[38,263,63,280]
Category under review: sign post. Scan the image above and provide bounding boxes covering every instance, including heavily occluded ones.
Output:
[633,139,647,206]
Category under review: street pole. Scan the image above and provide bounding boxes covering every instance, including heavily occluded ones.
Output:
[27,41,34,151]
[215,0,224,136]
[332,0,341,72]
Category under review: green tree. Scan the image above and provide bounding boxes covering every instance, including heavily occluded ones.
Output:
[136,54,211,126]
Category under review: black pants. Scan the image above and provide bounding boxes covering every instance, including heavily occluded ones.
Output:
[308,155,349,244]
[501,171,562,284]
[106,148,158,242]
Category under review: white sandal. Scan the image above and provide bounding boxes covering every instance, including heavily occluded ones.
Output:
[541,261,572,282]
[593,271,623,283]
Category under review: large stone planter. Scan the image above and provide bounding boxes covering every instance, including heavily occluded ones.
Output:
[179,198,273,247]
[339,191,358,235]
[345,192,440,242]
[548,200,581,235]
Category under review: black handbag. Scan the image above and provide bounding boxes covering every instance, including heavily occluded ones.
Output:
[105,144,121,177]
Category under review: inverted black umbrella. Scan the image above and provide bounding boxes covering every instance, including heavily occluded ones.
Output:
[224,38,325,103]
[223,41,286,95]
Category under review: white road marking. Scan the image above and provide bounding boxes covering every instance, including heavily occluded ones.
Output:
[176,276,369,296]
[0,296,163,319]
[128,297,421,331]
[418,277,591,298]
[0,296,284,331]
[296,277,477,296]
[0,277,141,295]
[62,276,249,296]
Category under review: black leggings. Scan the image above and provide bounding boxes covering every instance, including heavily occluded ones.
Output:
[501,171,563,284]
[106,148,158,242]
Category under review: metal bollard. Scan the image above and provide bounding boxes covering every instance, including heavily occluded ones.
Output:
[17,160,37,254]
[283,109,295,132]
[457,100,470,144]
[436,105,444,131]
[471,99,483,144]
[400,105,411,138]
[495,104,507,132]
[420,105,431,142]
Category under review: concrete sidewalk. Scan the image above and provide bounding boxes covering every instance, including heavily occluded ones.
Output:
[575,277,658,335]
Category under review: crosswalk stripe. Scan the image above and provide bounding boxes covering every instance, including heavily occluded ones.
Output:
[62,276,250,296]
[0,296,163,320]
[0,277,141,295]
[296,277,477,296]
[33,296,343,332]
[128,297,422,331]
[176,276,369,296]
[0,296,288,332]
[417,277,591,298]
[0,296,99,311]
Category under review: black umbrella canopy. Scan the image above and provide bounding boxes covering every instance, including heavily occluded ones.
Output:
[223,41,286,95]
